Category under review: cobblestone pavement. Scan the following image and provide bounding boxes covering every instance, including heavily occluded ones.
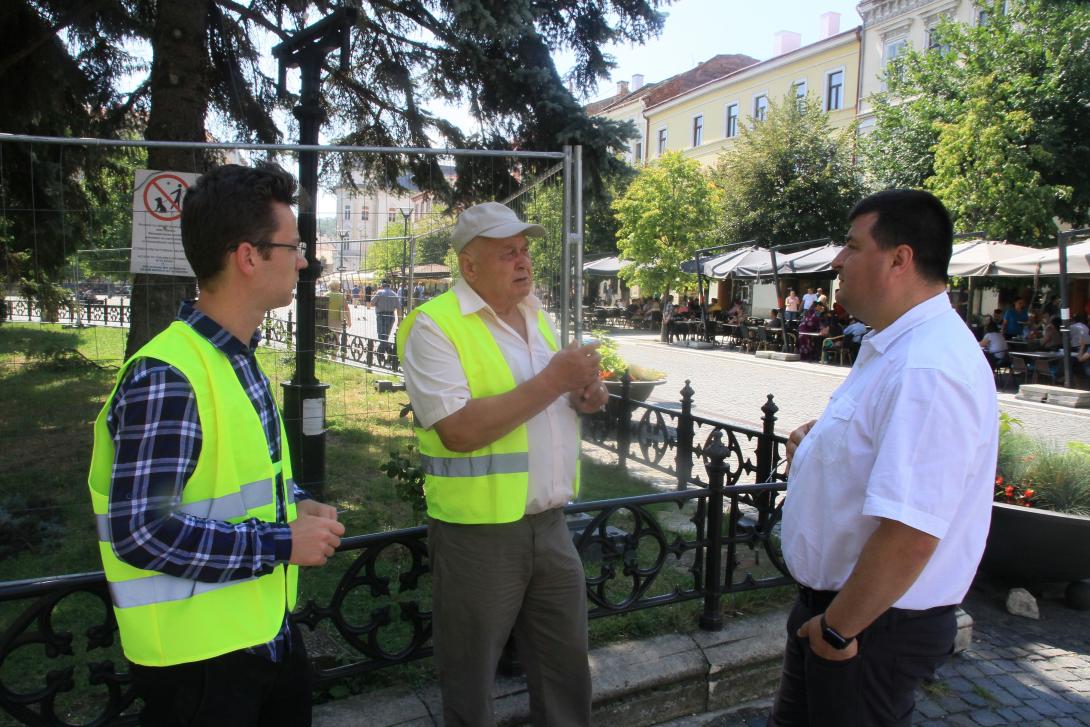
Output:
[675,583,1090,726]
[613,332,1090,444]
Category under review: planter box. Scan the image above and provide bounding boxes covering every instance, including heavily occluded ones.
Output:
[979,502,1090,584]
[603,378,666,403]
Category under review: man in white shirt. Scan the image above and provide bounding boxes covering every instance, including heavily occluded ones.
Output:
[398,202,605,726]
[801,287,816,312]
[770,190,998,725]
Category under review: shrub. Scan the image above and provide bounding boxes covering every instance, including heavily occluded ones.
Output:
[996,419,1090,515]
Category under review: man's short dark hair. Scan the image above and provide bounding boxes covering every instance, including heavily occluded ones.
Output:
[848,189,953,284]
[180,163,297,283]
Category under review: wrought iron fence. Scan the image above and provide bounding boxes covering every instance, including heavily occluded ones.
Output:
[2,297,130,329]
[0,378,790,726]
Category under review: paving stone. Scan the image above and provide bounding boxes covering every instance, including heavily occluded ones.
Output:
[973,678,1022,707]
[1054,718,1084,727]
[969,709,1007,726]
[913,697,946,719]
[1014,705,1044,720]
[975,661,1006,676]
[992,674,1042,700]
[1026,697,1065,718]
[996,707,1022,722]
[954,663,986,679]
[935,695,973,714]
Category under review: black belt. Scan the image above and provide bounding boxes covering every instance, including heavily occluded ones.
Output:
[797,585,956,623]
[797,585,838,611]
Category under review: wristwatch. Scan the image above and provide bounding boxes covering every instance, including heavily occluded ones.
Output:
[820,614,856,650]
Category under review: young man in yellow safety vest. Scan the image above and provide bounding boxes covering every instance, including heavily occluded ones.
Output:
[397,201,607,726]
[88,163,344,726]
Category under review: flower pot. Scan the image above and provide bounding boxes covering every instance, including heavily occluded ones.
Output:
[979,502,1090,584]
[602,378,666,403]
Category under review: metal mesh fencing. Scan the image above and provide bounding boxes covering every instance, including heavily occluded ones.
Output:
[0,134,577,528]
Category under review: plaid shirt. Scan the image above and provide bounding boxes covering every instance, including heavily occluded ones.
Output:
[105,301,305,661]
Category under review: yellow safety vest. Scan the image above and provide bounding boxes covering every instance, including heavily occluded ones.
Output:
[397,290,578,524]
[88,321,299,667]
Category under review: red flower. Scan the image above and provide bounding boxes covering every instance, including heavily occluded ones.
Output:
[1023,488,1035,500]
[1004,485,1014,497]
[995,475,1004,486]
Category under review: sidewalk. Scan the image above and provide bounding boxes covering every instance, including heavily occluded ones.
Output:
[612,333,1090,444]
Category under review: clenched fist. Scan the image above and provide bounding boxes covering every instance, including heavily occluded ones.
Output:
[543,340,601,396]
[289,513,345,566]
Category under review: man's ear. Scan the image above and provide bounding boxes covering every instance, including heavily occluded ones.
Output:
[889,243,915,278]
[231,241,261,280]
[458,250,476,282]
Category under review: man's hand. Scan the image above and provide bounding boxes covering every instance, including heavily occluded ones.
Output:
[785,419,818,471]
[289,512,345,566]
[296,498,338,521]
[797,614,858,662]
[571,380,609,413]
[543,340,601,396]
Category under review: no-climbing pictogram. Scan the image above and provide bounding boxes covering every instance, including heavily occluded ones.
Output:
[142,172,189,222]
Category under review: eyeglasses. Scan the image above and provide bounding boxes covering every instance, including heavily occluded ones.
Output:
[255,241,307,256]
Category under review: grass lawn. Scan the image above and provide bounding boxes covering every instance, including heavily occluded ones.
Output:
[0,322,790,722]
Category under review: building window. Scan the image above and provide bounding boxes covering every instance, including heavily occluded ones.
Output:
[825,70,844,111]
[657,128,668,155]
[793,80,808,111]
[692,115,704,147]
[753,94,768,122]
[343,204,351,222]
[633,140,643,163]
[927,26,950,54]
[725,103,739,138]
[388,208,396,223]
[361,206,369,221]
[883,38,908,87]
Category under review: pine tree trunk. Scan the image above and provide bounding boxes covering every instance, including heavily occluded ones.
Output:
[125,0,211,359]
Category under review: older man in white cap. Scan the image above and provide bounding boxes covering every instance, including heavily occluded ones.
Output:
[397,201,605,726]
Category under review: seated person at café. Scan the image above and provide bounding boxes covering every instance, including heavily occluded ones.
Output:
[819,311,845,363]
[1040,316,1062,350]
[796,302,824,361]
[1023,310,1043,344]
[725,299,745,323]
[979,322,1009,365]
[1003,299,1029,338]
[843,317,868,359]
[766,309,783,329]
[1072,315,1090,378]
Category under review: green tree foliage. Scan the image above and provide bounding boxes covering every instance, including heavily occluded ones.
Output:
[612,152,722,295]
[369,207,455,277]
[4,0,668,351]
[711,95,863,247]
[863,0,1090,242]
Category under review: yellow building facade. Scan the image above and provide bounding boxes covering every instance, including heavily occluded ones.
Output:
[642,28,860,167]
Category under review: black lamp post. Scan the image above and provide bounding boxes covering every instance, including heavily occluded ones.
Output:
[271,7,356,498]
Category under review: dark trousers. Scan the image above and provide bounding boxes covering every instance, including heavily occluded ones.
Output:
[130,629,312,727]
[770,591,956,726]
[428,509,592,727]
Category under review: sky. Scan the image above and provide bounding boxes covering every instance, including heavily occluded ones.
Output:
[301,1,863,215]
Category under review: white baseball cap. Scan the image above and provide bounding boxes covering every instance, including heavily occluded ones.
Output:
[451,202,546,253]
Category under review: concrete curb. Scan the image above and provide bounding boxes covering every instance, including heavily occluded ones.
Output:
[313,605,976,726]
[313,607,790,727]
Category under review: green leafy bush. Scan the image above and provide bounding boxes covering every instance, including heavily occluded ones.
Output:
[996,419,1090,515]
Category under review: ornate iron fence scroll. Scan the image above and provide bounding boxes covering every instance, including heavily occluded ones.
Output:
[0,380,791,724]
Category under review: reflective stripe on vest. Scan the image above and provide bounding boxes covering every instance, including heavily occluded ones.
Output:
[419,451,530,478]
[87,321,298,666]
[396,290,574,524]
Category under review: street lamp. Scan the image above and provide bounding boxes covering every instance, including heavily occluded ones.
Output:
[337,229,349,273]
[398,206,413,281]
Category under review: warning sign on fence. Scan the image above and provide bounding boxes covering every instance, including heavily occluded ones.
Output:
[130,169,197,276]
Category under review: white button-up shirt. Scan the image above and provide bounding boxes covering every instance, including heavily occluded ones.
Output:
[782,292,998,609]
[402,279,579,515]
